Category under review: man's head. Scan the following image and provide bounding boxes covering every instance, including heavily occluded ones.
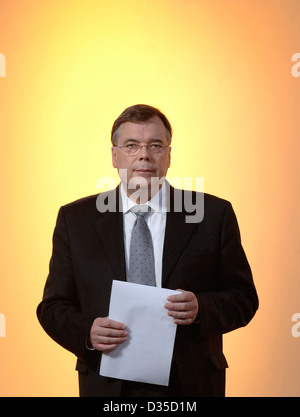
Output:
[111,105,172,202]
[111,104,172,146]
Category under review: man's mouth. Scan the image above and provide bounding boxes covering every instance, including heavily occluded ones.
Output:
[134,169,154,173]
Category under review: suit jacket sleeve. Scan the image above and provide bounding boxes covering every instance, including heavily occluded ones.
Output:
[37,206,96,360]
[195,201,258,336]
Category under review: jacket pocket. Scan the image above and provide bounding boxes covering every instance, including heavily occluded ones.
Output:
[209,352,229,369]
[75,357,88,374]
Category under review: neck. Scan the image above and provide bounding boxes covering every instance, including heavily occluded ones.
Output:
[123,177,165,204]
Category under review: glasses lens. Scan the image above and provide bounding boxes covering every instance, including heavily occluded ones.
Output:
[128,145,139,155]
[125,145,166,155]
[151,145,163,154]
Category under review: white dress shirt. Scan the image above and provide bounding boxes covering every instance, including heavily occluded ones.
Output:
[120,181,168,288]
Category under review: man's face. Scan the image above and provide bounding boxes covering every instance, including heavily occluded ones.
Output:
[112,116,171,199]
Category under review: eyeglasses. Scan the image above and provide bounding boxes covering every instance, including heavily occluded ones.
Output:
[115,143,170,156]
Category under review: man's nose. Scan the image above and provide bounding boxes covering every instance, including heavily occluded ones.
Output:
[139,145,151,159]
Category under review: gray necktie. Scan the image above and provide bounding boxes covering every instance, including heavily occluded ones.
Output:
[128,206,156,286]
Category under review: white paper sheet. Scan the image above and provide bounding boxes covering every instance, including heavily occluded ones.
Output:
[99,280,180,386]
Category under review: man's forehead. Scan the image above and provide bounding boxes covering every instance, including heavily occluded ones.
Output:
[118,116,168,139]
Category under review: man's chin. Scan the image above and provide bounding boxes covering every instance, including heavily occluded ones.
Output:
[123,175,162,203]
[131,174,151,183]
[127,176,151,194]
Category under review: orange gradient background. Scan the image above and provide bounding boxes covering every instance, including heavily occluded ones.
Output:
[0,0,299,396]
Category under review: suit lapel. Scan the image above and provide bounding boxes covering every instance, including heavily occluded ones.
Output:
[94,187,126,282]
[162,187,197,287]
[94,185,198,288]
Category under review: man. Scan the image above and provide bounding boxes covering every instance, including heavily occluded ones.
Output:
[37,104,258,397]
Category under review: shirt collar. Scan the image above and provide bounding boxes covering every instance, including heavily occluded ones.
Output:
[120,180,168,214]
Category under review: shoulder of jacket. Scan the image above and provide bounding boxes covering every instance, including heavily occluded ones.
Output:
[62,193,99,210]
[203,192,231,207]
[172,187,231,206]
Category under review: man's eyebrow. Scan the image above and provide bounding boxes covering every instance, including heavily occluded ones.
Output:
[150,138,164,143]
[122,138,139,144]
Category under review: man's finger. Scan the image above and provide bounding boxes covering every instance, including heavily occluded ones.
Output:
[95,327,128,337]
[166,289,185,303]
[95,317,127,330]
[96,343,120,353]
[164,301,194,311]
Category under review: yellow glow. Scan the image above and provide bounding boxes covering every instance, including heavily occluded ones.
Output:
[0,0,300,396]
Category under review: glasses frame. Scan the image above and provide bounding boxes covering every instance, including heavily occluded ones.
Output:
[114,143,170,156]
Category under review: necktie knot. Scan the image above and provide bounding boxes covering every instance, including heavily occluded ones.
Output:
[131,205,150,215]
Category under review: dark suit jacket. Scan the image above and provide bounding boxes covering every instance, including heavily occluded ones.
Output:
[37,186,258,397]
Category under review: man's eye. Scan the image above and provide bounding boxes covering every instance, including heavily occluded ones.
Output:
[150,144,162,150]
[126,144,138,149]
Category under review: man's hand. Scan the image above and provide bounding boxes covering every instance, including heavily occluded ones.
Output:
[164,290,199,325]
[89,317,128,353]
